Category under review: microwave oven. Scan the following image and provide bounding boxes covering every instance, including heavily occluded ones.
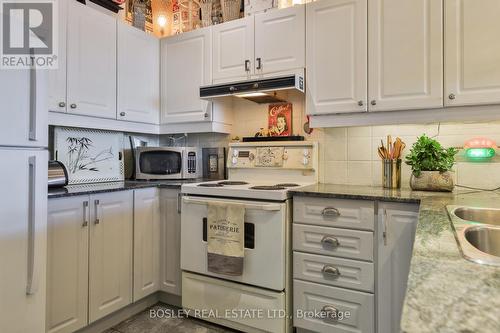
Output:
[135,147,200,180]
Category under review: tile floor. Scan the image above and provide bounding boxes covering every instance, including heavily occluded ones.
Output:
[102,304,238,333]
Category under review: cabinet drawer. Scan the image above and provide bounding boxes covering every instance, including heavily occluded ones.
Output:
[294,280,374,333]
[294,197,374,231]
[293,224,373,261]
[293,252,374,292]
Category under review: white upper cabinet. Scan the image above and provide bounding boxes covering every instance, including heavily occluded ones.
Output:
[445,0,500,106]
[369,0,443,111]
[67,1,117,119]
[306,0,367,114]
[117,23,160,124]
[161,27,213,124]
[254,5,305,75]
[212,17,254,82]
[48,0,67,113]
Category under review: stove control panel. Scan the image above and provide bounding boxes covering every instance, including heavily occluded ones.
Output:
[227,143,315,170]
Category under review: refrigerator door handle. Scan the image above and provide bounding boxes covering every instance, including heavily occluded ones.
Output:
[28,48,37,142]
[26,155,40,295]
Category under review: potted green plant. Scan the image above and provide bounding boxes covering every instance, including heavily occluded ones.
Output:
[405,135,458,192]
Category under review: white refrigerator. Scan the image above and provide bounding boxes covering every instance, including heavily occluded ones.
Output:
[0,62,49,331]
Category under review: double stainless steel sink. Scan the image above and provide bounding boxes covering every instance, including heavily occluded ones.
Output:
[447,206,500,266]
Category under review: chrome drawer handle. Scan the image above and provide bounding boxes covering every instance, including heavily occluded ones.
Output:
[322,265,340,278]
[94,200,100,225]
[321,305,338,321]
[321,236,339,248]
[322,207,340,217]
[82,201,89,227]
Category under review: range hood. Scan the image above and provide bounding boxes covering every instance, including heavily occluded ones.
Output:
[200,70,305,104]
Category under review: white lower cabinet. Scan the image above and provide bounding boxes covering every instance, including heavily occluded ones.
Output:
[294,280,374,333]
[160,189,182,296]
[47,197,89,333]
[133,188,161,301]
[377,202,419,333]
[293,196,418,333]
[47,191,133,332]
[89,191,134,322]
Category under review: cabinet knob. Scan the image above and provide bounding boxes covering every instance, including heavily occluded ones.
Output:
[120,112,126,117]
[370,100,377,106]
[58,102,66,108]
[321,235,340,248]
[321,305,339,321]
[322,265,341,278]
[245,60,251,72]
[448,93,456,100]
[70,103,77,109]
[358,100,364,107]
[204,112,209,118]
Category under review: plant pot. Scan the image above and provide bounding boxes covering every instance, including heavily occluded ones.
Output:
[409,171,454,192]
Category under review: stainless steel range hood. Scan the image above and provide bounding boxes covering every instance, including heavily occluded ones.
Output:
[200,70,305,104]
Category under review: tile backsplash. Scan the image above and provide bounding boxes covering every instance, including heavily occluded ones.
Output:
[318,123,500,189]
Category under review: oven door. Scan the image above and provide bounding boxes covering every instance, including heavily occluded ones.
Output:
[136,148,183,179]
[181,196,287,291]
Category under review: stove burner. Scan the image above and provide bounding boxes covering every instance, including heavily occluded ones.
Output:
[275,183,300,187]
[198,183,224,187]
[217,181,249,186]
[250,185,286,191]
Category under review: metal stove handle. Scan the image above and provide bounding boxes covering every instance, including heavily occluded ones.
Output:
[183,197,282,211]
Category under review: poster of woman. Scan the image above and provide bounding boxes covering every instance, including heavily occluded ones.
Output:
[268,103,293,137]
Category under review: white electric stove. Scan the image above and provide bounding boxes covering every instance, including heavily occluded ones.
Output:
[180,141,318,333]
[182,180,313,201]
[182,141,319,201]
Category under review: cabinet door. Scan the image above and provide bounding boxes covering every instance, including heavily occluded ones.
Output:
[212,17,254,82]
[160,189,182,296]
[445,0,500,106]
[46,197,89,333]
[306,0,367,115]
[0,149,47,333]
[117,23,160,124]
[254,5,305,75]
[67,1,117,119]
[377,202,419,333]
[369,0,443,111]
[133,188,161,301]
[48,0,67,113]
[161,27,212,124]
[89,191,133,323]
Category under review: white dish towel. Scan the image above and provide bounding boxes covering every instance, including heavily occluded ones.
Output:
[207,202,245,276]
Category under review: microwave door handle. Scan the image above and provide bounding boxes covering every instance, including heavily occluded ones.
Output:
[182,197,281,211]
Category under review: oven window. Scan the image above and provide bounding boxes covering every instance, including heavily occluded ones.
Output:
[139,151,182,175]
[203,218,255,249]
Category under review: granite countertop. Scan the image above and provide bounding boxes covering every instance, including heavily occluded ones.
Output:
[48,179,207,199]
[290,184,500,333]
